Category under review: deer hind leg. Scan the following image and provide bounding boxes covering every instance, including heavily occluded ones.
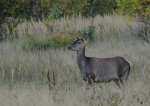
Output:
[113,78,122,88]
[122,80,127,88]
[121,69,130,89]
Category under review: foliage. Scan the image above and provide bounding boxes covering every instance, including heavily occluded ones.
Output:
[47,7,63,20]
[0,0,50,20]
[0,0,117,22]
[21,25,96,50]
[21,33,72,50]
[48,0,88,17]
[116,0,150,18]
[87,26,95,42]
[0,0,87,20]
[77,26,95,43]
[116,0,150,43]
[92,0,117,15]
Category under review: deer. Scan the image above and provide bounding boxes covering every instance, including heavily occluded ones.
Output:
[68,34,130,90]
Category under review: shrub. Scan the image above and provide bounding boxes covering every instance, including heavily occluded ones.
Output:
[77,26,95,43]
[21,33,73,50]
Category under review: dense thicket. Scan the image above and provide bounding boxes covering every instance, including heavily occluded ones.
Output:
[116,0,150,18]
[1,0,150,21]
[0,0,116,21]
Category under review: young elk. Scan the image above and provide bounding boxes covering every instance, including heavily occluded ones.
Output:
[68,34,130,89]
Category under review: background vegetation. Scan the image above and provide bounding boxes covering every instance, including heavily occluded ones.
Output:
[0,0,150,106]
[0,0,116,20]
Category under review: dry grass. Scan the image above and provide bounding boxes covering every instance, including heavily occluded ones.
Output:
[0,14,150,106]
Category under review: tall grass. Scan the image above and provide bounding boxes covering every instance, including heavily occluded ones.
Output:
[0,14,150,106]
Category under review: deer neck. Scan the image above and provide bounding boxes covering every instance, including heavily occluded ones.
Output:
[77,47,87,70]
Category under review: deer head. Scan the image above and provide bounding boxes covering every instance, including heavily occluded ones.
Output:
[68,34,88,51]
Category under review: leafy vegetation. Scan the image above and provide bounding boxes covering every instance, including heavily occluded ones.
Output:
[116,0,150,43]
[0,0,116,22]
[92,0,117,15]
[21,27,96,50]
[21,33,72,50]
[116,0,150,18]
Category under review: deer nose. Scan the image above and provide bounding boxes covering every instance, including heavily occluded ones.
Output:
[68,46,71,50]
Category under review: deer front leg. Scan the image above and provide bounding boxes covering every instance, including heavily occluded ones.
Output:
[86,75,94,90]
[81,73,93,90]
[86,75,96,98]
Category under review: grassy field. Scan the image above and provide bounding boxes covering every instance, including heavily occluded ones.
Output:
[0,14,150,106]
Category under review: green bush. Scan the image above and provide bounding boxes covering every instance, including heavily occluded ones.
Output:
[21,34,72,50]
[77,26,95,43]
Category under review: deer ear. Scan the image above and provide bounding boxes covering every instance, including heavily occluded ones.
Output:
[71,35,78,41]
[82,34,88,41]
